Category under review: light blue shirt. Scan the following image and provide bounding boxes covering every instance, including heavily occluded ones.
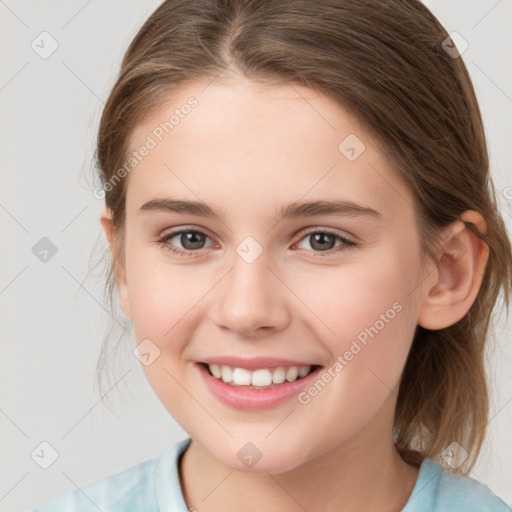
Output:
[31,436,510,511]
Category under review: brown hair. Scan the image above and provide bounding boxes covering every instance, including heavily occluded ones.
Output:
[89,0,512,475]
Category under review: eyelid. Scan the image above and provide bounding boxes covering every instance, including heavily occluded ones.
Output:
[159,225,216,242]
[295,225,356,242]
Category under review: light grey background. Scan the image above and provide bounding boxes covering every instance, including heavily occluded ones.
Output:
[0,1,511,510]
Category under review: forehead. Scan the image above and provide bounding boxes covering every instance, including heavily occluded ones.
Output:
[124,77,415,224]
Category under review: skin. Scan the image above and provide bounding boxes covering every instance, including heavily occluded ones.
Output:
[100,75,489,512]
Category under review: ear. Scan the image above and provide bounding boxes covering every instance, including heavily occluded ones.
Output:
[417,210,489,330]
[99,206,132,318]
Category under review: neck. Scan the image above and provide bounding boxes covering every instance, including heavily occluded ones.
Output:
[178,398,420,512]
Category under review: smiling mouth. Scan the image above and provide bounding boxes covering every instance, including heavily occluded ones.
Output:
[199,362,323,389]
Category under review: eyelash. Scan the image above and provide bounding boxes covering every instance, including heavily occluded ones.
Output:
[156,228,357,258]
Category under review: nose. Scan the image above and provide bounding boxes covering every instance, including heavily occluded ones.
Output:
[211,250,291,338]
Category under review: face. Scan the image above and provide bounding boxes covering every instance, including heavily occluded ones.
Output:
[111,76,429,473]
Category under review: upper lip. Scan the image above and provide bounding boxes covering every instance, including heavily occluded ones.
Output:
[198,356,322,371]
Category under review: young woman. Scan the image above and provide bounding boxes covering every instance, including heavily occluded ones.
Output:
[32,0,512,510]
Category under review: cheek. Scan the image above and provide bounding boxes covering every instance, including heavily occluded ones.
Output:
[293,248,419,386]
[124,230,212,342]
[124,251,209,421]
[128,270,206,350]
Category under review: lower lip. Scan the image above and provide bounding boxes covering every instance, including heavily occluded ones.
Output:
[196,363,323,410]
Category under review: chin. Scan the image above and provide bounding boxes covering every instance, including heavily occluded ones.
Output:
[207,439,311,475]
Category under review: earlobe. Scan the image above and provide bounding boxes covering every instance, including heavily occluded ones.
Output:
[417,211,489,330]
[99,207,132,318]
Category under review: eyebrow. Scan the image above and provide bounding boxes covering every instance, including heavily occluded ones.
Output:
[137,198,383,221]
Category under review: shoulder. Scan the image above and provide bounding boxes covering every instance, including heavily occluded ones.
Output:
[30,456,160,511]
[29,437,192,512]
[404,458,511,512]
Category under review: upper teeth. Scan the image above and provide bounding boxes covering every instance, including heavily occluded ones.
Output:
[208,364,313,387]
